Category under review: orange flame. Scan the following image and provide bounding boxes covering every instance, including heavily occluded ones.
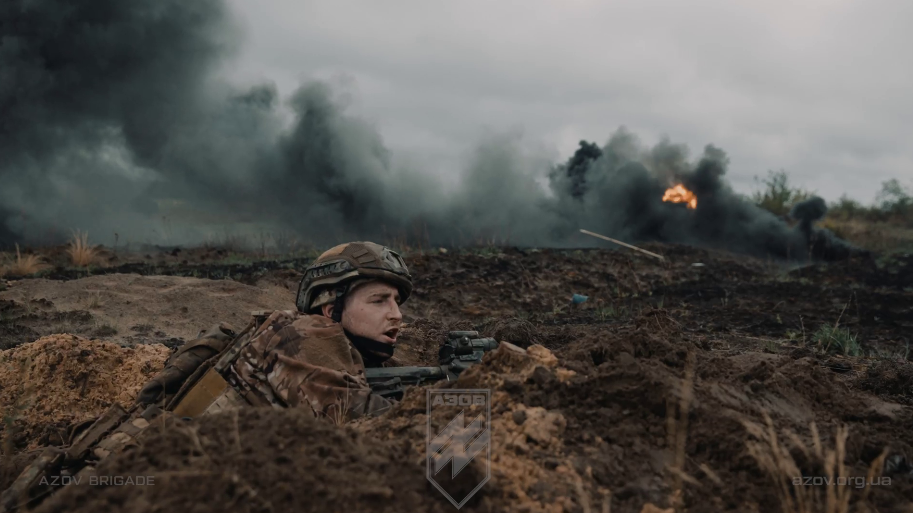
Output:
[662,184,697,209]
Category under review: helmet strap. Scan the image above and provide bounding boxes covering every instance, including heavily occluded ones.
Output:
[331,284,347,323]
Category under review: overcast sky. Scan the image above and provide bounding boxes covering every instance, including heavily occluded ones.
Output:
[224,0,911,204]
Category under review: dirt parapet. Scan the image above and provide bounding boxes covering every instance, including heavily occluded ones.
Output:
[0,335,169,450]
[10,331,913,513]
[2,244,912,512]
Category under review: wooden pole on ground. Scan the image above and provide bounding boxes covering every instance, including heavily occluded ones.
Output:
[579,229,665,261]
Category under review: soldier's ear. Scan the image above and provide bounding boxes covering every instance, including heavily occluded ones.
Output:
[321,304,334,318]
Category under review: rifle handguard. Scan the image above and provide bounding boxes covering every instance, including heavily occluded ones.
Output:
[364,331,500,400]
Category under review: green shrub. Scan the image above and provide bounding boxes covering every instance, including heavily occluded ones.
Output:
[752,170,813,217]
[811,324,861,356]
[876,179,913,222]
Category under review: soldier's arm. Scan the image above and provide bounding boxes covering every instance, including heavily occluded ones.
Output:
[135,323,237,406]
[268,354,394,423]
[234,311,394,424]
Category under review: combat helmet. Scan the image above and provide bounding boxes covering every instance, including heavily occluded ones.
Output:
[296,242,412,322]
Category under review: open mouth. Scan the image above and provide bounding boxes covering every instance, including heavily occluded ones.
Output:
[382,327,399,342]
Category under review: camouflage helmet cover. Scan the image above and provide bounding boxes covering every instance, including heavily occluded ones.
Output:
[296,242,412,314]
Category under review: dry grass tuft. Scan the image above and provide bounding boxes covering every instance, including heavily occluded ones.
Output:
[326,383,353,426]
[0,244,49,277]
[820,218,913,253]
[67,230,98,267]
[742,413,889,513]
[665,350,697,511]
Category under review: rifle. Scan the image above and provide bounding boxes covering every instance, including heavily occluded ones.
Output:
[366,331,500,400]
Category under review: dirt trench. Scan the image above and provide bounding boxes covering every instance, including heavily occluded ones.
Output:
[1,244,911,512]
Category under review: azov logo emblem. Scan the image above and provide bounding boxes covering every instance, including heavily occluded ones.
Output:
[426,389,491,509]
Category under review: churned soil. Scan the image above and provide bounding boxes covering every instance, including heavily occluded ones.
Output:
[33,406,447,513]
[1,243,912,512]
[0,274,294,350]
[26,332,913,513]
[0,335,169,450]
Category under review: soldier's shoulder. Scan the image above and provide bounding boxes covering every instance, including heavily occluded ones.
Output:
[250,309,298,324]
[287,314,346,341]
[248,311,348,359]
[250,310,341,334]
[247,309,296,337]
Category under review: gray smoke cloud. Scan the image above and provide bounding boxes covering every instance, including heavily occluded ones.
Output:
[0,0,239,245]
[0,0,857,261]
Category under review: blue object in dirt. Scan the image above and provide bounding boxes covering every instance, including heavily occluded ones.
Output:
[571,294,588,305]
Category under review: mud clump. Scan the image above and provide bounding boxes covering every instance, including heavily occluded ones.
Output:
[858,360,913,403]
[484,317,542,348]
[0,335,170,450]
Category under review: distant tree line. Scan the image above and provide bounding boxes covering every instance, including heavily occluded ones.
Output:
[752,171,913,226]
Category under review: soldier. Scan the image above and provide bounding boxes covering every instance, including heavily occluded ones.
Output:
[135,240,412,423]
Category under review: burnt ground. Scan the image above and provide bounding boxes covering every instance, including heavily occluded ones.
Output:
[2,243,912,512]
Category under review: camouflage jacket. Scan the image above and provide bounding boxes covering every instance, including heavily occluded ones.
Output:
[228,310,394,423]
[138,310,395,424]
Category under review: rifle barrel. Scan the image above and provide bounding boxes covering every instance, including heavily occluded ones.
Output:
[364,365,448,382]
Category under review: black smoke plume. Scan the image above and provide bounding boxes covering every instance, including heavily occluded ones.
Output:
[1,0,857,262]
[544,137,862,260]
[790,197,857,260]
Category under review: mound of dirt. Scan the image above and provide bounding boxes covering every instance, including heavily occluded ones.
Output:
[34,344,578,513]
[27,332,913,513]
[857,360,913,402]
[33,406,448,513]
[0,274,294,348]
[357,344,591,513]
[483,317,542,348]
[0,335,169,450]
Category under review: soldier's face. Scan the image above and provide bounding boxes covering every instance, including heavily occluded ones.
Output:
[340,281,403,344]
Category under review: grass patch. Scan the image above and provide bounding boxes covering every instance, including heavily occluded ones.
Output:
[763,340,782,354]
[92,323,118,337]
[596,304,630,322]
[785,329,805,344]
[67,230,98,267]
[0,244,50,277]
[85,292,103,309]
[811,324,861,356]
[743,413,889,513]
[820,218,913,253]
